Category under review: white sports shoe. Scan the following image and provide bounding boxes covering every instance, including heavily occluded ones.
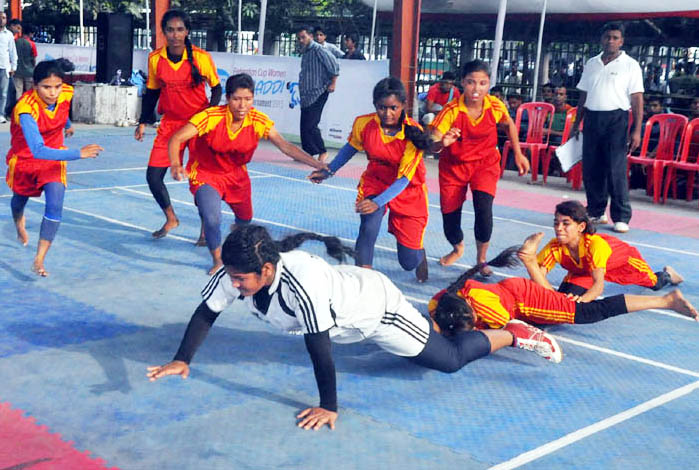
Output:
[504,319,563,363]
[589,214,608,224]
[613,222,630,233]
[0,116,7,124]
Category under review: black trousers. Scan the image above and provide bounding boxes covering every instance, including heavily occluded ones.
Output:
[582,109,632,223]
[300,91,329,156]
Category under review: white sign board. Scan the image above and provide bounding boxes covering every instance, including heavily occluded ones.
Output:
[36,44,389,145]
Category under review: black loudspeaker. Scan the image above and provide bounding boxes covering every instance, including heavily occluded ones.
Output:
[96,12,133,83]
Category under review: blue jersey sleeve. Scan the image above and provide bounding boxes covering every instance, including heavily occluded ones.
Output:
[19,113,80,161]
[371,176,409,207]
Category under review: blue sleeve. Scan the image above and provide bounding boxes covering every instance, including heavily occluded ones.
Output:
[372,177,410,207]
[327,143,358,174]
[65,117,72,129]
[20,114,81,161]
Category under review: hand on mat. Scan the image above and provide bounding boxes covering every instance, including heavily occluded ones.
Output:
[297,407,338,430]
[171,165,188,181]
[147,360,190,381]
[355,198,379,215]
[65,127,74,138]
[134,123,146,141]
[442,127,461,147]
[80,144,103,159]
[514,149,530,176]
[308,169,331,184]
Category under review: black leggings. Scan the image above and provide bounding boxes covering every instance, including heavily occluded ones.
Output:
[574,295,628,324]
[146,166,171,209]
[442,190,494,245]
[410,325,491,373]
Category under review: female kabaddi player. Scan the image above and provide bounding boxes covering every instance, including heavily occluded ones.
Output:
[430,60,530,275]
[6,59,102,277]
[309,77,432,282]
[168,73,328,274]
[147,224,561,431]
[428,243,697,336]
[524,200,683,302]
[134,9,221,240]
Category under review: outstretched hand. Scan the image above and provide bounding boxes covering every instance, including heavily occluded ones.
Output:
[308,169,331,184]
[80,144,103,159]
[297,407,338,430]
[146,360,190,381]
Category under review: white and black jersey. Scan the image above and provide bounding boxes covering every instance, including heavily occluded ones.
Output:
[201,250,430,357]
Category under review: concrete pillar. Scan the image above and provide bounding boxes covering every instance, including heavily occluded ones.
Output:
[154,0,170,49]
[10,0,21,20]
[390,0,422,116]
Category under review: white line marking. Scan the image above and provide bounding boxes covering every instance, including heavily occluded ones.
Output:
[488,380,699,470]
[554,335,699,378]
[68,167,147,175]
[248,168,699,257]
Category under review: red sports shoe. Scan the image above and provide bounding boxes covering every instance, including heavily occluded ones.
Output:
[504,319,563,363]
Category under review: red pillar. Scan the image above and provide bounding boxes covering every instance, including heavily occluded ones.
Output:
[390,0,421,116]
[10,0,22,20]
[153,0,170,49]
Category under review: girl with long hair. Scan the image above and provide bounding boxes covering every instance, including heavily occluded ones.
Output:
[310,77,432,282]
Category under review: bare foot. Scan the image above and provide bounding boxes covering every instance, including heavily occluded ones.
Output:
[439,244,464,266]
[208,263,223,275]
[668,290,698,320]
[32,260,49,277]
[152,219,179,239]
[518,232,545,261]
[478,264,493,277]
[663,266,684,285]
[15,215,28,246]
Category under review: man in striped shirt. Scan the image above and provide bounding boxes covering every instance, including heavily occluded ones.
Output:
[296,25,340,163]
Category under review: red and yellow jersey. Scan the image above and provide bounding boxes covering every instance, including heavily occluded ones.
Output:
[7,84,73,162]
[431,94,508,164]
[146,46,220,120]
[428,278,576,330]
[536,233,657,287]
[187,106,274,175]
[349,113,427,216]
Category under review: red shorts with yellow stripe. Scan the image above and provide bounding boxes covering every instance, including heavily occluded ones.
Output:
[438,149,500,214]
[563,262,658,291]
[385,209,428,250]
[188,165,253,221]
[148,116,189,167]
[5,156,66,197]
[502,278,577,325]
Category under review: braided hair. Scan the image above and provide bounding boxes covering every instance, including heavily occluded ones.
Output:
[221,225,355,274]
[161,10,205,87]
[433,246,521,334]
[372,77,431,151]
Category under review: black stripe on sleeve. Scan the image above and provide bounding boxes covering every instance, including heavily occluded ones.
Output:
[281,274,313,333]
[201,267,227,300]
[282,268,319,333]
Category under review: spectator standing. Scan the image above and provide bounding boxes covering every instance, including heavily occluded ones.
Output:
[503,62,522,95]
[571,22,643,234]
[0,12,17,123]
[314,26,344,59]
[422,71,460,125]
[342,34,366,61]
[12,23,36,102]
[297,25,340,163]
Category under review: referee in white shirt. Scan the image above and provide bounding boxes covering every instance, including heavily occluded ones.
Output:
[571,22,643,234]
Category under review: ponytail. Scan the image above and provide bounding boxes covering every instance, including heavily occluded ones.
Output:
[402,111,432,151]
[434,246,520,334]
[221,224,355,273]
[185,37,205,87]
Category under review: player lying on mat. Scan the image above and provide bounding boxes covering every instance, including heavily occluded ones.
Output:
[428,243,698,336]
[6,59,103,276]
[522,200,683,303]
[168,73,327,274]
[148,225,561,431]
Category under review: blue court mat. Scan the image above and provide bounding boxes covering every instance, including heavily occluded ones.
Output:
[1,127,698,469]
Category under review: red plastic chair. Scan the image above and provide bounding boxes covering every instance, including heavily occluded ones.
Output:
[626,113,688,204]
[500,102,555,182]
[542,108,577,184]
[662,118,699,205]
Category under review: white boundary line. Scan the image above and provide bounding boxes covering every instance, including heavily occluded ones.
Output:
[67,167,146,175]
[488,380,699,470]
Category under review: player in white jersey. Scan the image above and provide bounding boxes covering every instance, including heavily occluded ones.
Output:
[147,225,561,430]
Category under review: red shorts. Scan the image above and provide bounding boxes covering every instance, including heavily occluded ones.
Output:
[5,156,66,197]
[189,166,253,221]
[387,210,428,250]
[148,116,189,167]
[564,258,658,290]
[438,150,500,214]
